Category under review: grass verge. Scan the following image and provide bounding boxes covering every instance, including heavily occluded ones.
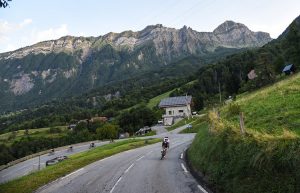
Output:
[167,116,197,131]
[0,138,160,193]
[180,116,208,133]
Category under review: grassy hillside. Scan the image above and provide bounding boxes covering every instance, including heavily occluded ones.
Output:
[188,74,300,193]
[146,90,174,109]
[222,73,300,134]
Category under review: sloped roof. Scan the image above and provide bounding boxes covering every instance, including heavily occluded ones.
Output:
[159,96,192,108]
[283,64,293,72]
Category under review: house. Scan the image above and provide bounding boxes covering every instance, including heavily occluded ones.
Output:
[90,116,108,123]
[282,64,296,75]
[159,96,192,126]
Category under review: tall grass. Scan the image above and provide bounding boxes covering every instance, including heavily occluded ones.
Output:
[188,111,300,193]
[222,73,300,134]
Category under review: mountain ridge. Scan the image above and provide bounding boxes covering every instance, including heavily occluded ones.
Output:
[0,20,272,112]
[0,21,272,59]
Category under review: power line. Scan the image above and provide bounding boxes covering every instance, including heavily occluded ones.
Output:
[168,0,217,27]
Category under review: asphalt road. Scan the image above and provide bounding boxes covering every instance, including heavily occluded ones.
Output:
[1,124,208,193]
[36,132,206,193]
[0,140,111,184]
[0,125,168,184]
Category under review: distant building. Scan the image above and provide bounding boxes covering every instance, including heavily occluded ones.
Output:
[247,69,258,80]
[159,96,192,126]
[90,116,108,123]
[282,64,296,75]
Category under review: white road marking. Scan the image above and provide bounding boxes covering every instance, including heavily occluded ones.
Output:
[181,163,188,173]
[61,168,84,180]
[180,153,183,159]
[146,150,153,155]
[136,155,145,161]
[124,163,134,173]
[197,184,208,193]
[87,180,93,186]
[110,176,122,193]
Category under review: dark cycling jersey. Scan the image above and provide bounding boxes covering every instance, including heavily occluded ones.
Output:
[162,141,169,148]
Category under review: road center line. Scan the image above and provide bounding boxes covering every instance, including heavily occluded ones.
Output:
[181,163,188,173]
[197,184,208,193]
[61,168,84,180]
[136,155,145,161]
[146,150,153,155]
[124,163,134,173]
[110,176,122,193]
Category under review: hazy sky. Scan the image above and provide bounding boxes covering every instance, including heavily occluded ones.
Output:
[0,0,299,53]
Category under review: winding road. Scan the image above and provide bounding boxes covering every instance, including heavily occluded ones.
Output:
[0,140,112,184]
[1,125,209,193]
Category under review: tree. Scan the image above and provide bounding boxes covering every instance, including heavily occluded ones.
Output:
[193,94,204,111]
[0,0,11,8]
[117,105,156,134]
[96,123,119,140]
[74,121,88,133]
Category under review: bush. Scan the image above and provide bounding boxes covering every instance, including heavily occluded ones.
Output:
[96,123,119,140]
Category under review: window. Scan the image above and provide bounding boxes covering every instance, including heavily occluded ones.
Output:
[168,111,172,115]
[179,110,184,113]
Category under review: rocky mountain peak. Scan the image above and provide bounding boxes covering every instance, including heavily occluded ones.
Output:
[140,24,164,33]
[213,20,249,34]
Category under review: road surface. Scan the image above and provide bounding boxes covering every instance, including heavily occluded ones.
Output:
[36,132,206,193]
[0,125,167,184]
[1,125,208,193]
[0,140,111,184]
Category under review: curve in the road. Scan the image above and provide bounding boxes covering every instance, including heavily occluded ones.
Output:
[36,133,208,193]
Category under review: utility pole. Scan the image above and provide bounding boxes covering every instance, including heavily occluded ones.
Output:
[185,93,190,120]
[219,82,221,104]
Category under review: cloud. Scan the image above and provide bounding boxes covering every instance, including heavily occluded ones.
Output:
[30,24,68,43]
[0,23,69,53]
[0,19,32,33]
[0,19,33,44]
[20,19,33,27]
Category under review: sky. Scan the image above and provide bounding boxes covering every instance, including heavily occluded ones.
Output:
[0,0,299,53]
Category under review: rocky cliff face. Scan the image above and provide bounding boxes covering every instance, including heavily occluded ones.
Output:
[1,21,272,62]
[0,21,272,112]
